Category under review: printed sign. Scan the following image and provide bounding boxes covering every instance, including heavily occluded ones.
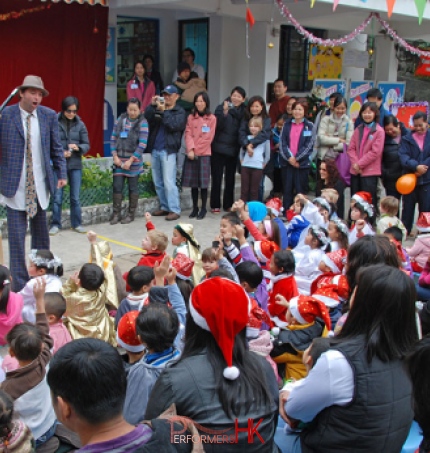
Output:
[308,45,344,80]
[377,82,405,113]
[312,79,347,103]
[348,81,374,122]
[390,102,429,129]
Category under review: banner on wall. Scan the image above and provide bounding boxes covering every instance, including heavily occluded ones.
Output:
[389,102,429,129]
[348,81,374,122]
[308,45,344,80]
[105,27,116,83]
[377,82,405,113]
[415,55,430,77]
[312,79,347,103]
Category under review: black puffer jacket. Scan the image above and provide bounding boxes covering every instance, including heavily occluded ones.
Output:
[145,104,187,154]
[211,101,246,157]
[239,116,271,148]
[381,123,408,183]
[145,350,280,453]
[58,114,90,171]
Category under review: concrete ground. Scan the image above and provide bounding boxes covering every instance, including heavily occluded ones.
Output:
[1,206,225,280]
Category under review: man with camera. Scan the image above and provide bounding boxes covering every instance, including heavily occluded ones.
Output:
[145,85,187,221]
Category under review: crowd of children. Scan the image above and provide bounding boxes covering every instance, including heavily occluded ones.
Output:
[1,181,430,451]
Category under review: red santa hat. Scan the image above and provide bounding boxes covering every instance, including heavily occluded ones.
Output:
[189,277,250,380]
[266,198,283,217]
[352,191,372,205]
[312,274,350,308]
[288,295,331,331]
[321,249,347,274]
[254,240,280,263]
[171,253,194,280]
[247,302,271,339]
[116,311,145,353]
[417,213,430,233]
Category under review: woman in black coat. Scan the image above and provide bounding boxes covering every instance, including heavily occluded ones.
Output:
[210,86,246,213]
[382,114,408,199]
[49,96,90,235]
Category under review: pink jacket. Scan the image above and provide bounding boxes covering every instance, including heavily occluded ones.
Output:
[126,77,156,112]
[49,321,72,355]
[185,113,217,157]
[347,123,385,176]
[407,234,430,269]
[0,292,23,346]
[419,262,430,288]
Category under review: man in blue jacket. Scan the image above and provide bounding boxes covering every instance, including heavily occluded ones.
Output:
[0,75,66,291]
[145,86,186,221]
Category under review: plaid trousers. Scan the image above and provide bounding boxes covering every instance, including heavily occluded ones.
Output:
[7,204,50,292]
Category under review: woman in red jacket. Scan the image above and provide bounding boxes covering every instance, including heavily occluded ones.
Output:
[126,61,156,112]
[347,102,385,212]
[183,91,217,220]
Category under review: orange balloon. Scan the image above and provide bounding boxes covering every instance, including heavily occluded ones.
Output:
[396,173,417,195]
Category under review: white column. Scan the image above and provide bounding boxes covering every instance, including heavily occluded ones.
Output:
[341,34,367,81]
[374,36,398,82]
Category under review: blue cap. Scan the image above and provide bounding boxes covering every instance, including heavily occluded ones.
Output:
[162,85,179,95]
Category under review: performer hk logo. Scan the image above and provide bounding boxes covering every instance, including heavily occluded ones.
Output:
[170,417,265,445]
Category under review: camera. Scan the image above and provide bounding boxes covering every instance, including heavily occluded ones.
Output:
[228,102,234,109]
[158,96,165,104]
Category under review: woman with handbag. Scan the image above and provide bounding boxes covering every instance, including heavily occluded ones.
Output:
[317,96,354,162]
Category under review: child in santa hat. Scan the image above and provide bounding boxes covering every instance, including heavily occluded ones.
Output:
[349,199,375,245]
[294,225,330,295]
[268,250,299,328]
[311,249,350,325]
[170,253,194,310]
[116,311,146,373]
[270,294,331,381]
[349,191,373,227]
[247,303,279,382]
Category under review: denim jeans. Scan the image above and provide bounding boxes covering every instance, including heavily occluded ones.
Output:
[52,169,82,229]
[35,421,58,448]
[151,149,181,214]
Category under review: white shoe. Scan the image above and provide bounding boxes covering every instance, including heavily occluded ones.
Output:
[49,226,59,236]
[73,226,86,234]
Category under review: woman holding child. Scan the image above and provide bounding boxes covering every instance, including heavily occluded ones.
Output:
[279,261,417,452]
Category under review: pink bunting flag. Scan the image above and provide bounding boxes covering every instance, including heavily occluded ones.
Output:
[333,0,340,11]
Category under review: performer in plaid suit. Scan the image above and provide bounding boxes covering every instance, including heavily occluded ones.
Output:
[0,75,66,291]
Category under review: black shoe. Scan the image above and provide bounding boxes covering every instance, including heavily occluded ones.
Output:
[197,208,207,220]
[189,207,199,218]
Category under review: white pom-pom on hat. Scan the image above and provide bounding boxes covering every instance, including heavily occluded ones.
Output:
[271,327,280,336]
[223,366,240,380]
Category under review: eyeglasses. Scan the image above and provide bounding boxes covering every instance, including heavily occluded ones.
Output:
[66,109,77,114]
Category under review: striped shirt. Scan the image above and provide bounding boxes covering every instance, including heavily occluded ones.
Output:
[111,116,148,177]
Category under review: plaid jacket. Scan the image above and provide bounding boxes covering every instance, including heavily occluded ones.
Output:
[0,103,66,198]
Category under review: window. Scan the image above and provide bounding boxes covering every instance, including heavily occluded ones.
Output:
[279,25,326,92]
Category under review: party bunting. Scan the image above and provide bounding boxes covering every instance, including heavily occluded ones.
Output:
[415,0,427,24]
[386,0,396,17]
[311,0,316,7]
[333,0,340,11]
[246,7,255,27]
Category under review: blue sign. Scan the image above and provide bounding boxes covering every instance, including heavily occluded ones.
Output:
[105,27,116,84]
[349,81,374,122]
[313,79,347,103]
[103,99,114,157]
[377,82,406,112]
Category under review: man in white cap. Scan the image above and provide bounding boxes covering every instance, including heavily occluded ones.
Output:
[0,75,66,291]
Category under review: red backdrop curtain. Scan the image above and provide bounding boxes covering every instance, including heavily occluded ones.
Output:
[0,0,108,156]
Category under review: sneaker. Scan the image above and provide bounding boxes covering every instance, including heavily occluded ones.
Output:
[49,226,59,236]
[73,226,87,234]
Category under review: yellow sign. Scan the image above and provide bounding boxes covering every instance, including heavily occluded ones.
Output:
[308,45,344,80]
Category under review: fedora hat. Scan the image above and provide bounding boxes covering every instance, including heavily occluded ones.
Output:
[17,75,49,97]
